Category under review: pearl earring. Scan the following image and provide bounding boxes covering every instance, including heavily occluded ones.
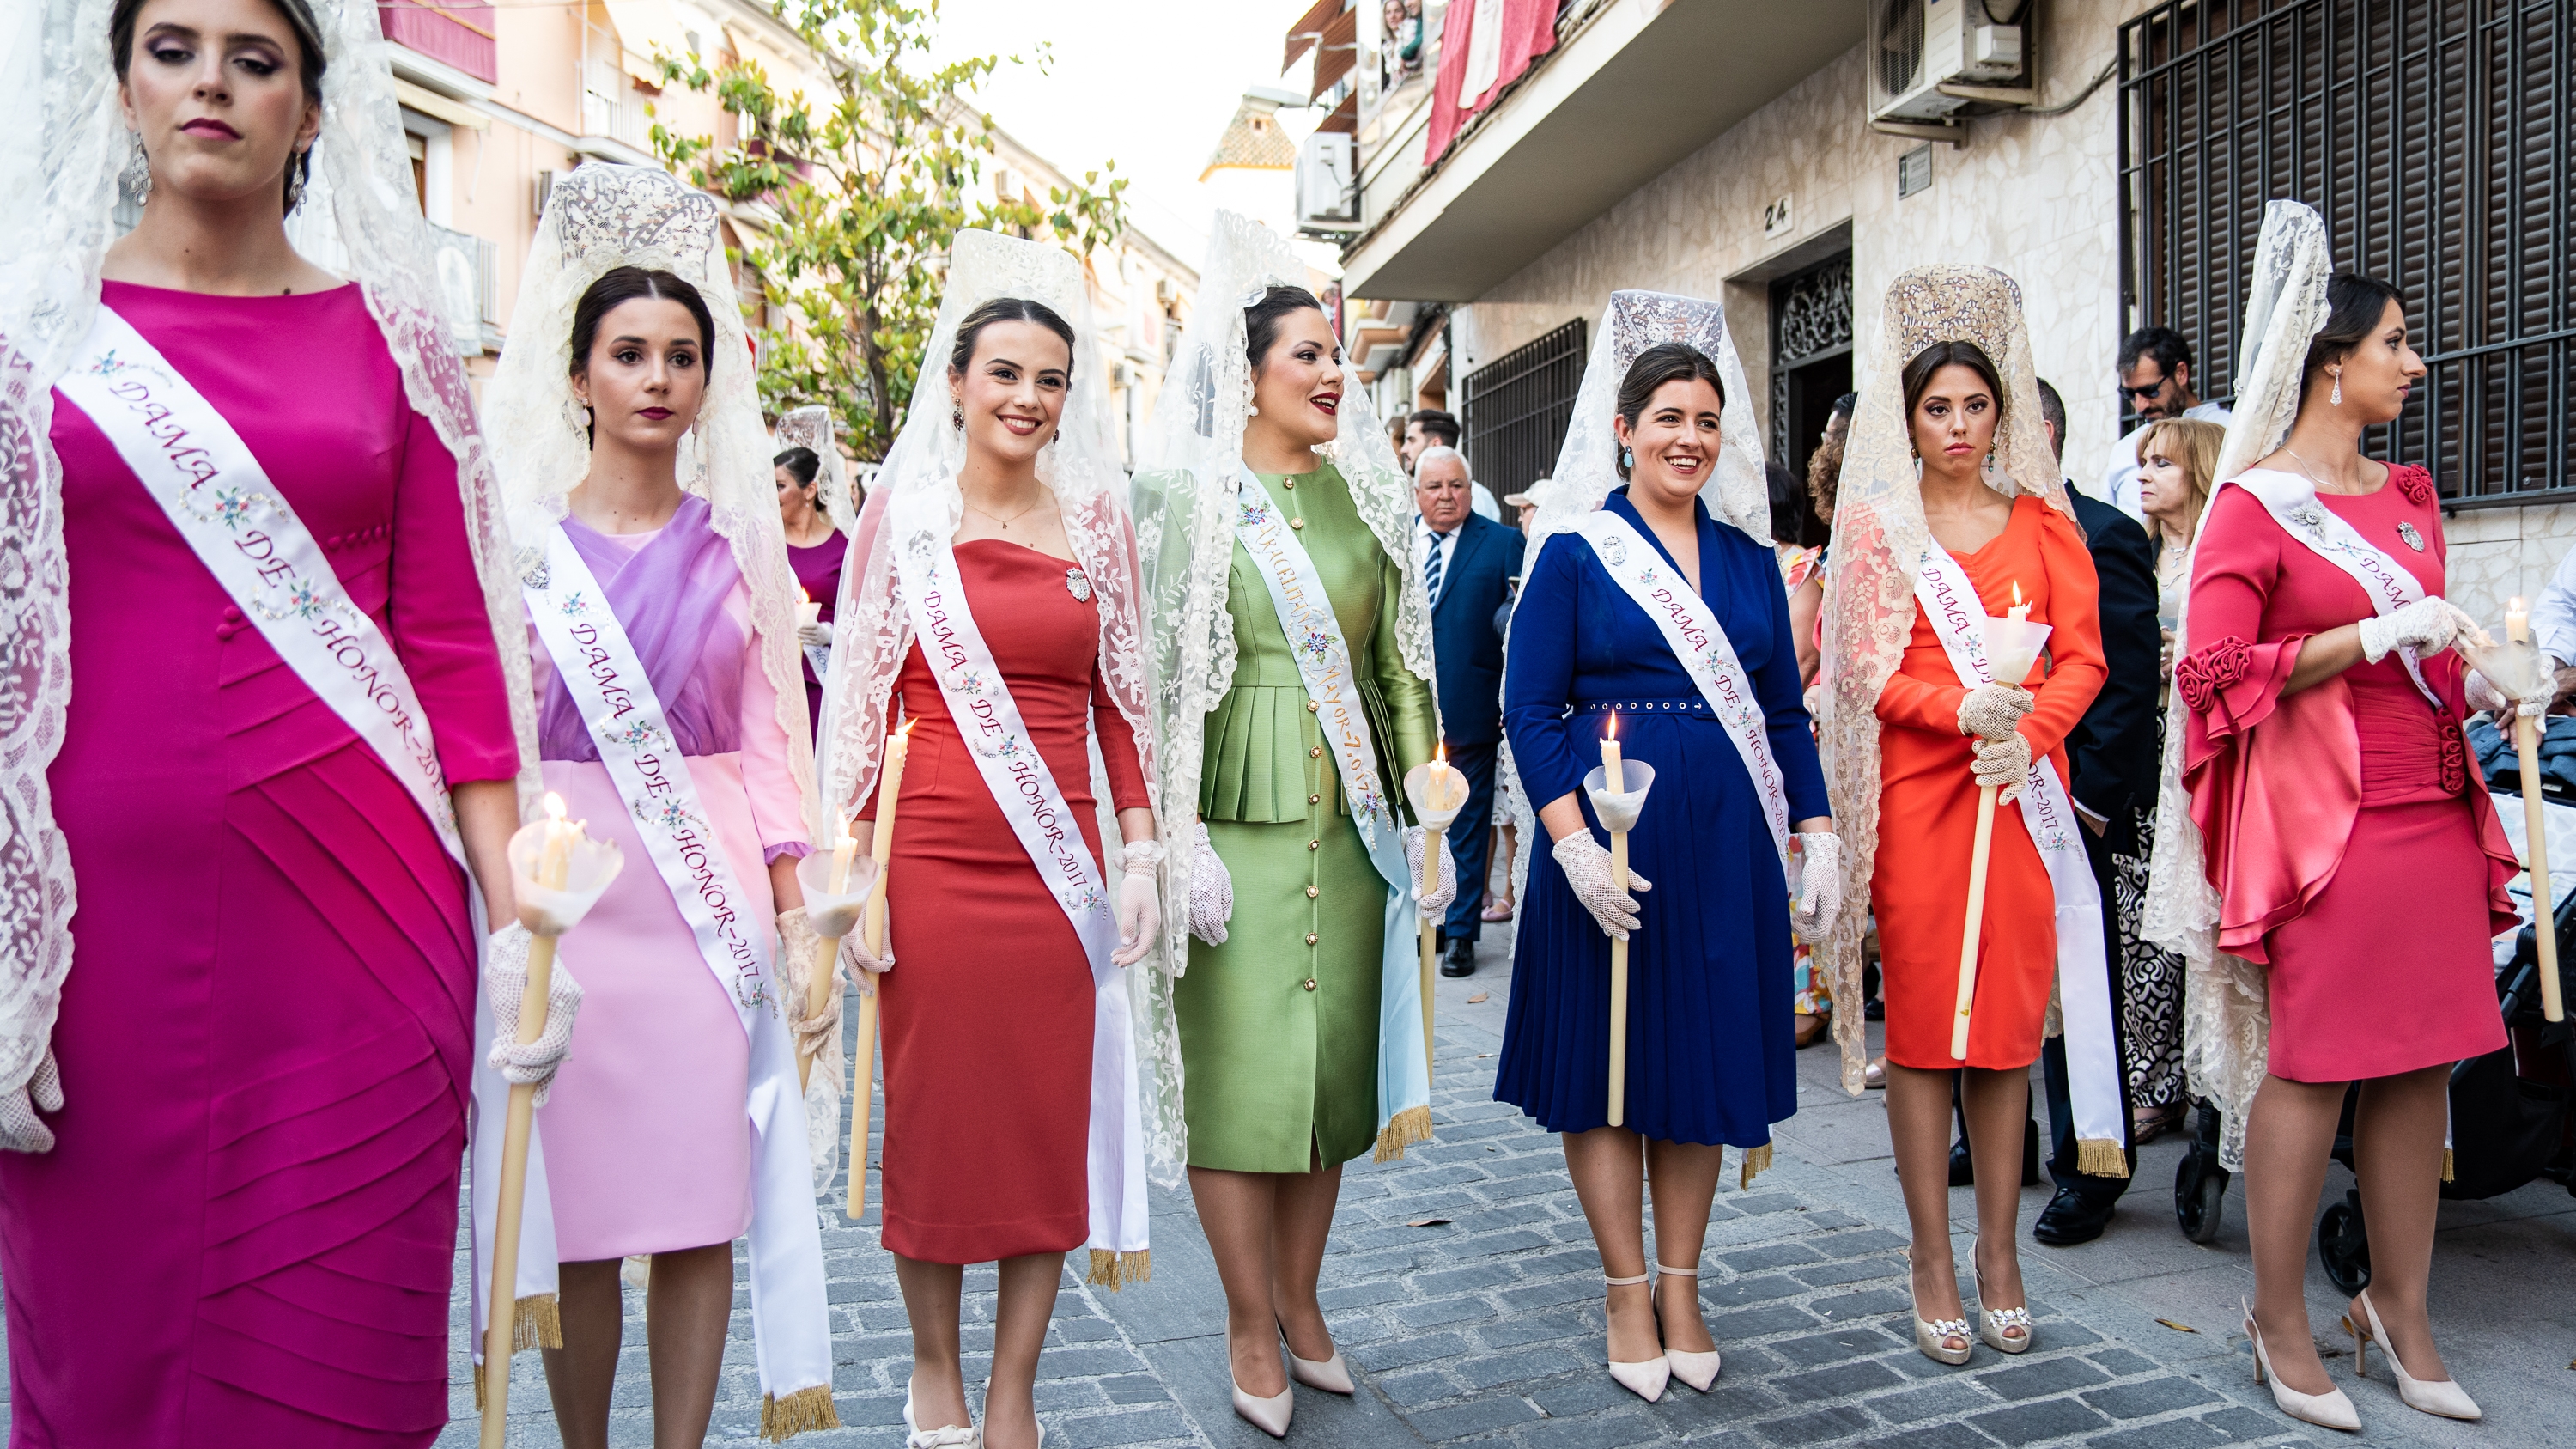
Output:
[2330,369,2342,406]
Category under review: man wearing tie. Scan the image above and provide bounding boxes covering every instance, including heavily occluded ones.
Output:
[1413,447,1524,977]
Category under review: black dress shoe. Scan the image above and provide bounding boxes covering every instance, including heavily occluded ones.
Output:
[1440,940,1476,977]
[1948,1135,1975,1186]
[2032,1186,2116,1245]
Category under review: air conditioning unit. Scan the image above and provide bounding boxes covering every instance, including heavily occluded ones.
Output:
[1295,131,1358,228]
[1869,0,2031,124]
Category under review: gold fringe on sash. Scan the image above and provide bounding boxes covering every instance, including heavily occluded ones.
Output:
[468,1294,563,1409]
[760,1384,843,1440]
[2442,1148,2455,1184]
[1372,1104,1434,1162]
[1086,1248,1152,1290]
[2075,1138,2132,1178]
[1737,1142,1773,1190]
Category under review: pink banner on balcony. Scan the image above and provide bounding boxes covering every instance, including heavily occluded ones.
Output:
[380,1,498,86]
[1422,0,1560,166]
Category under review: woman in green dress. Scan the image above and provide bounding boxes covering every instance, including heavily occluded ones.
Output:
[1135,213,1453,1438]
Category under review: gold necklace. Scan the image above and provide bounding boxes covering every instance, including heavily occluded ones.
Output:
[2282,447,2360,495]
[964,496,1043,528]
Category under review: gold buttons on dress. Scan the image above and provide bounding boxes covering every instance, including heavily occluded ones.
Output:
[1309,746,1324,758]
[1290,518,1305,530]
[1306,885,1320,898]
[1307,839,1320,851]
[1303,977,1318,991]
[1307,700,1320,713]
[1305,933,1319,946]
[1308,793,1321,805]
[1282,479,1296,489]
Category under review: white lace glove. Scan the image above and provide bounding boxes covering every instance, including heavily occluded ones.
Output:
[776,910,842,1056]
[1188,819,1234,946]
[1789,831,1843,944]
[797,618,834,649]
[0,1049,64,1153]
[1403,825,1460,914]
[2466,668,2553,721]
[1114,837,1164,966]
[2358,597,2476,664]
[1971,732,2033,805]
[1956,682,2035,740]
[485,922,583,1108]
[1552,831,1651,940]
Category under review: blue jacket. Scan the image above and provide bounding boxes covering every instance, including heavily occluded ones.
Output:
[1427,510,1526,745]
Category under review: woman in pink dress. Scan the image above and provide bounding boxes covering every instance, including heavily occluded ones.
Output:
[1,1,548,1442]
[2166,227,2524,1429]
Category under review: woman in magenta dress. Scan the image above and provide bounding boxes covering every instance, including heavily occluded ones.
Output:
[775,439,846,734]
[0,1,544,1442]
[818,233,1176,1449]
[2158,218,2522,1431]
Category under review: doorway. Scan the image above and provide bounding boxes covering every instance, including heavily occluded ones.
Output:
[1770,253,1853,547]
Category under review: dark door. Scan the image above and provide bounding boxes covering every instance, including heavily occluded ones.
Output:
[1771,254,1854,546]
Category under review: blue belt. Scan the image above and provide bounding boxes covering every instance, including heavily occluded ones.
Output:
[1574,698,1710,716]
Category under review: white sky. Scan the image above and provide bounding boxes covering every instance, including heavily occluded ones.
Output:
[927,0,1320,270]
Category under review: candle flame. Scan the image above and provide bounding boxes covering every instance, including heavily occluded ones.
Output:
[2511,595,2527,612]
[1605,709,1618,740]
[544,791,568,821]
[2010,580,2025,608]
[898,716,919,737]
[1435,742,1446,765]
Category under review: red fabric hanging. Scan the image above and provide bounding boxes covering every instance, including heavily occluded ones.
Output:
[1422,0,1561,166]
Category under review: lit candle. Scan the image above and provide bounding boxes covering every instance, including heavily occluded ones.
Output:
[538,791,573,891]
[2508,595,2530,645]
[827,811,857,896]
[2006,580,2031,624]
[1601,711,1624,795]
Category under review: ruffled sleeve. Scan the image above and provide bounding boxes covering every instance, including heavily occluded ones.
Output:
[2177,487,2306,770]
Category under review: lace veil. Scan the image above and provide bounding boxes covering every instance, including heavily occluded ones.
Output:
[1499,290,1769,900]
[811,228,1185,1184]
[1816,266,2069,1093]
[774,404,857,534]
[0,0,538,1107]
[1133,209,1437,972]
[2140,200,2333,1167]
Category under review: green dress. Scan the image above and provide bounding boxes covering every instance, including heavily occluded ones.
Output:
[1171,463,1437,1172]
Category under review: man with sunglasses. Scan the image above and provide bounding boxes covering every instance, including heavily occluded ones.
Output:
[2102,326,2231,521]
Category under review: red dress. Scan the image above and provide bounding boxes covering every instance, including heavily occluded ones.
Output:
[1871,496,2106,1070]
[865,541,1149,1263]
[2178,466,2512,1081]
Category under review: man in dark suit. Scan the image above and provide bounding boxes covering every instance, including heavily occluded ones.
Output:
[1413,447,1524,977]
[2033,377,2162,1245]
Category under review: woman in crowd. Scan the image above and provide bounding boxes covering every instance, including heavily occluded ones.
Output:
[2117,415,2221,1141]
[0,1,551,1440]
[774,406,853,736]
[816,231,1175,1449]
[2146,202,2524,1431]
[1497,299,1836,1403]
[1137,211,1450,1439]
[483,164,838,1445]
[1816,268,2111,1367]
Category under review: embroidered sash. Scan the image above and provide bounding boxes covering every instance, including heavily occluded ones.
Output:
[1230,472,1433,1155]
[2227,469,2439,706]
[887,510,1148,1268]
[522,524,836,1403]
[1916,544,2127,1175]
[58,304,464,861]
[1571,511,1791,862]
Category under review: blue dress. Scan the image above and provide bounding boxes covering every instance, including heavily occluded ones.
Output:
[1494,490,1828,1147]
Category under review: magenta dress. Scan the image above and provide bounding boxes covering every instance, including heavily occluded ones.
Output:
[528,500,811,1259]
[787,530,845,735]
[7,282,519,1445]
[2178,465,2514,1081]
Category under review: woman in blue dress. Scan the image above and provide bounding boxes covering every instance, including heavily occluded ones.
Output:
[1497,307,1839,1405]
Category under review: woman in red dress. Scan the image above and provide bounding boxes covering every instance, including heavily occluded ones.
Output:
[2166,242,2516,1428]
[819,234,1176,1449]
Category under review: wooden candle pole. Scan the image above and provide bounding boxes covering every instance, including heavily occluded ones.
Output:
[847,721,911,1220]
[2508,600,2565,1021]
[1949,785,2000,1061]
[798,817,859,1092]
[483,805,573,1449]
[1419,753,1452,1085]
[1604,720,1630,1129]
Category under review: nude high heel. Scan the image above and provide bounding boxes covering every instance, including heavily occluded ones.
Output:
[1652,1263,1722,1391]
[2245,1298,2360,1432]
[1279,1322,1354,1395]
[902,1389,982,1448]
[1230,1373,1293,1439]
[1908,1251,1971,1366]
[2344,1290,2481,1421]
[1602,1272,1671,1403]
[1969,1236,2032,1354]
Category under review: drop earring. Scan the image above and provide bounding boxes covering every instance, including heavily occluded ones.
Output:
[1620,447,1634,470]
[951,397,964,430]
[2330,369,2342,406]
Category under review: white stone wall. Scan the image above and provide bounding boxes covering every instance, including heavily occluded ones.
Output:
[2439,502,2576,636]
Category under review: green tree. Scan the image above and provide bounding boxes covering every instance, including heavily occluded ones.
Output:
[651,0,1128,460]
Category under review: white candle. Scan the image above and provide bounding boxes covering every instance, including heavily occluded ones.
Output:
[2508,595,2530,645]
[1601,712,1624,795]
[2006,579,2031,624]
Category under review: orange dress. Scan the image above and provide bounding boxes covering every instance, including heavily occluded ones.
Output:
[1871,496,2105,1070]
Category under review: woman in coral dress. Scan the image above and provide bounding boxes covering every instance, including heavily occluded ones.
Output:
[819,233,1172,1449]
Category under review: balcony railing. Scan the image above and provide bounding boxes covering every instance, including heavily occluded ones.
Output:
[379,1,497,86]
[583,88,653,153]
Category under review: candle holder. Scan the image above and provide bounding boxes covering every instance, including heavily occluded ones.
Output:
[2463,624,2564,1023]
[1403,760,1473,1083]
[1582,760,1656,1128]
[1952,614,2052,1062]
[793,847,879,1090]
[484,806,622,1449]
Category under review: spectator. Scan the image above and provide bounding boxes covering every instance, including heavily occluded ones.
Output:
[1807,391,1856,527]
[1405,406,1500,518]
[1413,445,1524,976]
[2518,537,2576,711]
[2104,326,2232,521]
[1770,461,1826,685]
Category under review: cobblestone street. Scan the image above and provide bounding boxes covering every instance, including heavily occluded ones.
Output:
[434,920,2574,1449]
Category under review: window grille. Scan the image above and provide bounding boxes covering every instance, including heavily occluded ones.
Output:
[1461,319,1587,496]
[2118,0,2573,505]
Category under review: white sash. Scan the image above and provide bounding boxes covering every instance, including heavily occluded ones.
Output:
[58,305,463,861]
[1915,544,2127,1174]
[1571,511,1792,862]
[1230,472,1433,1152]
[2227,469,2439,706]
[521,525,835,1403]
[887,514,1148,1267]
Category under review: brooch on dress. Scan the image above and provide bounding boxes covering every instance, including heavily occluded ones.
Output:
[1065,567,1092,601]
[2396,521,2425,551]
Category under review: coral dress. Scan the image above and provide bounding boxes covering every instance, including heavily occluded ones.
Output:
[2177,467,2512,1081]
[11,282,519,1445]
[1872,496,2105,1070]
[867,541,1149,1263]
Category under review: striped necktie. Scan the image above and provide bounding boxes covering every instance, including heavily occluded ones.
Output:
[1422,521,1447,606]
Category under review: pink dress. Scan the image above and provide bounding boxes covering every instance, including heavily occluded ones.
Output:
[8,282,519,1445]
[2178,466,2513,1081]
[529,502,811,1259]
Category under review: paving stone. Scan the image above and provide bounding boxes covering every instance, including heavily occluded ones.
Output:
[1807,1288,1910,1322]
[1773,1324,1905,1367]
[1395,1295,1500,1330]
[2084,1422,2232,1449]
[1856,1424,2000,1449]
[2085,1349,2160,1378]
[1722,1242,1826,1272]
[1978,1355,2112,1400]
[1048,1406,1191,1447]
[1751,1403,1878,1445]
[1862,1377,2000,1423]
[1513,1408,1668,1449]
[1714,1302,1823,1339]
[1480,1310,1592,1349]
[1400,1394,1543,1441]
[1818,1229,1908,1258]
[2082,1378,2222,1419]
[1792,1256,1905,1288]
[1378,1367,1460,1407]
[1775,1357,1905,1400]
[1453,1347,1585,1390]
[1413,1261,1522,1296]
[2199,1407,2290,1441]
[1351,1332,1473,1372]
[1705,1273,1808,1307]
[1970,1397,2115,1445]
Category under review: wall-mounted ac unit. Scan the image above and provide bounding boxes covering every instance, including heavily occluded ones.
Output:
[1868,0,2031,125]
[1296,131,1358,228]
